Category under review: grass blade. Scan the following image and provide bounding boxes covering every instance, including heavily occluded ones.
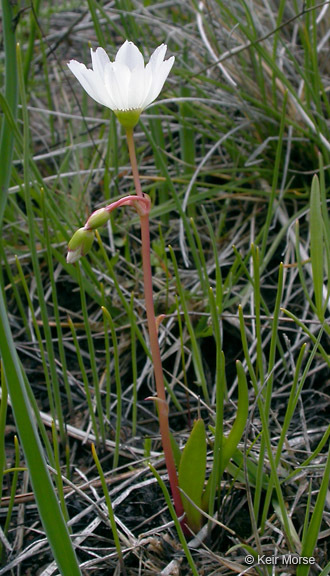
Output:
[297,445,330,576]
[0,0,18,226]
[169,245,210,404]
[310,174,324,319]
[0,286,82,575]
[101,306,122,469]
[91,443,126,574]
[149,464,199,576]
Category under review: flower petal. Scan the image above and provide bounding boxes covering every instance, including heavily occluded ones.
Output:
[127,66,152,109]
[147,44,167,72]
[91,47,111,77]
[90,49,118,108]
[104,62,131,110]
[67,60,109,107]
[141,56,174,108]
[115,40,144,71]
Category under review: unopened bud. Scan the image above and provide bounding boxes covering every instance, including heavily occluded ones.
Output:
[66,227,94,263]
[85,207,110,230]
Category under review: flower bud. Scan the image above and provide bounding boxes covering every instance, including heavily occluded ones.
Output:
[85,207,110,230]
[66,227,94,263]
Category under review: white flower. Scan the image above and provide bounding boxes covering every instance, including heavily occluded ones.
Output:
[68,40,174,128]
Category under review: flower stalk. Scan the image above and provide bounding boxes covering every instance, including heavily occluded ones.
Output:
[66,134,185,522]
[126,129,184,522]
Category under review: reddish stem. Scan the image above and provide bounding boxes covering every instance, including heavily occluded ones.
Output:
[126,128,184,521]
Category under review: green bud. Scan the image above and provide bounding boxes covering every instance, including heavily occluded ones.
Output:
[85,207,110,230]
[66,227,94,263]
[114,109,141,129]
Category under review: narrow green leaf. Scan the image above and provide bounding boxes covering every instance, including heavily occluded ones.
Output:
[77,264,105,444]
[318,562,330,576]
[228,448,269,490]
[206,286,224,522]
[310,174,324,318]
[203,357,248,514]
[260,92,287,259]
[297,445,330,576]
[149,465,199,576]
[51,422,70,528]
[101,306,122,468]
[67,316,100,441]
[0,287,82,575]
[169,245,210,404]
[3,436,20,537]
[0,363,8,559]
[91,444,125,573]
[129,292,138,436]
[23,0,41,86]
[272,499,301,551]
[221,361,249,474]
[87,0,106,46]
[179,418,206,533]
[239,305,295,550]
[0,0,18,227]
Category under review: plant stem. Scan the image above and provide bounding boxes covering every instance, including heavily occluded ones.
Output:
[126,128,184,521]
[126,128,143,198]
